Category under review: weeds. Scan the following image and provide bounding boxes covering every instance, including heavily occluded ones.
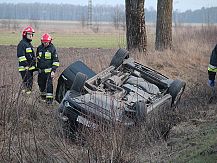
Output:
[0,25,216,162]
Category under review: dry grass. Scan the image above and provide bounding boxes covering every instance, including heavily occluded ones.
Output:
[0,25,217,162]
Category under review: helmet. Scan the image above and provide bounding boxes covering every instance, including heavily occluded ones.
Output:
[41,33,52,43]
[22,26,35,37]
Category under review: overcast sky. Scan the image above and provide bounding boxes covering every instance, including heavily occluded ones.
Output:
[0,0,216,12]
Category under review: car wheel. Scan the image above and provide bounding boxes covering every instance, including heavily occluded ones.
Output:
[71,72,88,93]
[110,48,129,68]
[134,101,148,122]
[168,80,186,106]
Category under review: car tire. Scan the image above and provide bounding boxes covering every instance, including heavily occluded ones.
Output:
[110,48,130,68]
[134,100,147,122]
[168,79,186,106]
[71,72,88,93]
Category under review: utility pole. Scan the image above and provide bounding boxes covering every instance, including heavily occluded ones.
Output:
[88,0,92,27]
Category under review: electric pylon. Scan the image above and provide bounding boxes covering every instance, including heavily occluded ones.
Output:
[88,0,92,27]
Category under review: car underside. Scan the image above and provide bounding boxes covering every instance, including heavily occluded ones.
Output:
[56,48,186,132]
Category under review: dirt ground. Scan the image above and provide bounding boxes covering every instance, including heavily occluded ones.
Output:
[1,44,217,162]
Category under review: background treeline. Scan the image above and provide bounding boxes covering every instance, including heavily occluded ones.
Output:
[0,3,123,22]
[0,3,217,24]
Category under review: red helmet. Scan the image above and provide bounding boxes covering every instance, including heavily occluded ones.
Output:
[41,33,52,43]
[22,26,35,36]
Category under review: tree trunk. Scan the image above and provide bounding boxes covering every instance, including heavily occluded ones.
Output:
[125,0,147,52]
[155,0,173,51]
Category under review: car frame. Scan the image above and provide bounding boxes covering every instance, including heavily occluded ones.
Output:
[55,48,186,132]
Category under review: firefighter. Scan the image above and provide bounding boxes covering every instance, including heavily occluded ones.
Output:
[17,26,36,94]
[36,33,60,104]
[208,44,217,87]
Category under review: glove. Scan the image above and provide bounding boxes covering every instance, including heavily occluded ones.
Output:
[208,80,215,87]
[51,71,55,78]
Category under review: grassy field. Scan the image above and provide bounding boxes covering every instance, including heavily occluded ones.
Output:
[0,20,128,48]
[0,31,126,48]
[171,120,217,162]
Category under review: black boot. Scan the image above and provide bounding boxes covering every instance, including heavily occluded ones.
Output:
[46,98,53,105]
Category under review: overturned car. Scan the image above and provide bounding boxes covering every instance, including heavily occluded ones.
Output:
[55,48,186,131]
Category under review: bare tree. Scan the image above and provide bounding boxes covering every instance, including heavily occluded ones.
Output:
[1,19,11,30]
[125,0,147,52]
[155,0,173,51]
[113,5,121,30]
[120,13,126,31]
[12,20,20,31]
[81,13,87,29]
[29,19,39,30]
[112,5,126,31]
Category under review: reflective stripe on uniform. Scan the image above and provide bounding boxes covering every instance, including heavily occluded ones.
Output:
[29,66,35,70]
[18,66,35,71]
[208,64,217,72]
[18,56,27,62]
[52,62,60,66]
[46,93,53,99]
[44,68,52,73]
[26,48,32,53]
[45,52,51,59]
[18,66,26,71]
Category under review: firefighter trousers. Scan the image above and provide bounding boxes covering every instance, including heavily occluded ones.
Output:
[20,70,33,91]
[38,72,53,101]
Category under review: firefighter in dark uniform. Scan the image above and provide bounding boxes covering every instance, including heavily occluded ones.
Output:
[17,26,36,94]
[36,33,60,104]
[208,44,217,87]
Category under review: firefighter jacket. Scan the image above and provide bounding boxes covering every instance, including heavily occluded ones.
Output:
[17,37,36,71]
[208,44,217,80]
[36,43,59,73]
